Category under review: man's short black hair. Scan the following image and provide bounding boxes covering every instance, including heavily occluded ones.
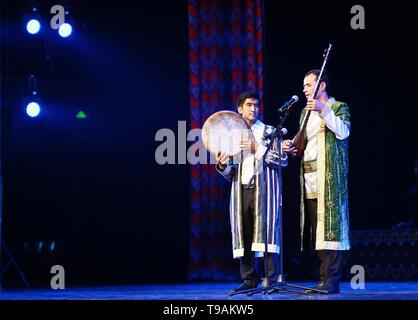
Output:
[305,69,330,91]
[237,91,260,108]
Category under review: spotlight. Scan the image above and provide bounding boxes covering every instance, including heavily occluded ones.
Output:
[58,23,72,38]
[26,101,41,118]
[76,111,87,119]
[26,18,41,34]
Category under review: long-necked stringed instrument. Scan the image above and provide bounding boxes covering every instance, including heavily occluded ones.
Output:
[292,43,333,157]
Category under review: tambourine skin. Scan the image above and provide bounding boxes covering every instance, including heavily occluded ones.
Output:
[201,110,255,160]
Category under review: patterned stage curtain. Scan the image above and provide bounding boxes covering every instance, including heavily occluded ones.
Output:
[345,229,418,281]
[188,0,264,280]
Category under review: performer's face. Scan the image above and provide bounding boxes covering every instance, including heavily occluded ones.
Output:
[303,73,326,100]
[238,98,259,124]
[303,74,317,100]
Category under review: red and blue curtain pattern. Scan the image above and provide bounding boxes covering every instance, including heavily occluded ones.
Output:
[188,0,264,280]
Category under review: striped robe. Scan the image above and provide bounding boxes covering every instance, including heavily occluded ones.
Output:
[217,122,288,259]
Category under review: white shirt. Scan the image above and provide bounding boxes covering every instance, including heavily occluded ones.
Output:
[304,97,350,196]
[241,120,268,185]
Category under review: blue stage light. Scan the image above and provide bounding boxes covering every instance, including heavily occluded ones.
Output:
[26,19,41,34]
[26,101,41,117]
[58,23,72,38]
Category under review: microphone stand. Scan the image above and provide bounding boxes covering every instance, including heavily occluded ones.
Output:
[230,104,326,296]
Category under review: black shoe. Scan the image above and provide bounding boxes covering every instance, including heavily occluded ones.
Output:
[229,281,258,295]
[304,281,340,294]
[304,281,325,294]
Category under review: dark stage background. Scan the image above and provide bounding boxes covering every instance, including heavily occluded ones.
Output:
[1,0,417,287]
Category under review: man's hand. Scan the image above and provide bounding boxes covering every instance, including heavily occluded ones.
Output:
[306,99,328,113]
[282,139,298,156]
[216,151,230,170]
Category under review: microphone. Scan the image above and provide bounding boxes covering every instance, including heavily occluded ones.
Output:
[278,95,299,113]
[264,127,287,140]
[279,127,288,135]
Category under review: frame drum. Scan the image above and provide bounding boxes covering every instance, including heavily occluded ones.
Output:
[201,110,254,160]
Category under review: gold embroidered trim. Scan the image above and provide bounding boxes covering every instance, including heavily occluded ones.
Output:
[303,160,317,173]
[305,192,318,199]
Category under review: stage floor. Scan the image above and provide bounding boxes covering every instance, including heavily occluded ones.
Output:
[1,282,418,300]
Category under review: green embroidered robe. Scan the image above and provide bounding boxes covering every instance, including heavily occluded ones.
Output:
[299,100,351,251]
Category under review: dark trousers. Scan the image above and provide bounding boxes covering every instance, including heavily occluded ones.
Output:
[240,187,278,283]
[304,199,343,284]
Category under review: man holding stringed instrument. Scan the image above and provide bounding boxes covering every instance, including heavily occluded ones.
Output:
[215,91,288,294]
[283,69,351,294]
